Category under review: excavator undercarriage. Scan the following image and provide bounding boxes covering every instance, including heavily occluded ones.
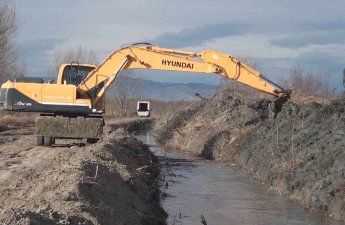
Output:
[35,115,103,146]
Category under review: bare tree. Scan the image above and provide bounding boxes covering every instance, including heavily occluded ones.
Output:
[0,0,18,83]
[280,64,335,101]
[107,70,144,117]
[49,46,98,76]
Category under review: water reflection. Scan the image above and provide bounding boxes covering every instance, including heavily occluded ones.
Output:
[135,130,344,225]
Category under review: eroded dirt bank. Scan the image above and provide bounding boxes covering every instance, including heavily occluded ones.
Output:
[0,118,166,225]
[155,89,345,221]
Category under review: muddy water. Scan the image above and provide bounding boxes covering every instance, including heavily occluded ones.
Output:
[135,130,345,225]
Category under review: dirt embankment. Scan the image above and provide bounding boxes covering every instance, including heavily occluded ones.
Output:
[0,118,166,225]
[155,88,345,221]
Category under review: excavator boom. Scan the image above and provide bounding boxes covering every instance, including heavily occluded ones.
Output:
[78,43,289,106]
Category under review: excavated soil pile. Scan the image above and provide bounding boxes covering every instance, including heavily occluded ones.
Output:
[155,88,345,221]
[0,120,166,225]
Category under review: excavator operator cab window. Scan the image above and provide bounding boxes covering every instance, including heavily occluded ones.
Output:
[62,65,94,86]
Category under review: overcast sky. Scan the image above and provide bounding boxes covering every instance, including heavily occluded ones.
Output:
[15,0,345,90]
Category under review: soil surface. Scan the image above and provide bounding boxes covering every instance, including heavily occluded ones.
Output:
[0,118,166,225]
[155,88,345,221]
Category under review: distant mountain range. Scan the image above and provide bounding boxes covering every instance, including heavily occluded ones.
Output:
[139,78,218,101]
[38,76,219,102]
[108,77,219,101]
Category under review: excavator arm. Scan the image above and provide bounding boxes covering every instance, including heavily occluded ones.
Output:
[77,43,290,106]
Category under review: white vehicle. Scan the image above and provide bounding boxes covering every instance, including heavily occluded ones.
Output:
[137,101,150,117]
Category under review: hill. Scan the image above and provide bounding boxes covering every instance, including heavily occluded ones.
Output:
[108,77,218,101]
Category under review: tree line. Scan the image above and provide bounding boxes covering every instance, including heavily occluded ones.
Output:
[0,1,22,84]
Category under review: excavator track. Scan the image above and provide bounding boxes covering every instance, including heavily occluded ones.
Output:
[35,115,104,146]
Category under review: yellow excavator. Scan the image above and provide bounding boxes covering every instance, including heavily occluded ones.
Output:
[0,43,290,146]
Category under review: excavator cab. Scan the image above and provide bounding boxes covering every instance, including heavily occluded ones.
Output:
[60,63,95,86]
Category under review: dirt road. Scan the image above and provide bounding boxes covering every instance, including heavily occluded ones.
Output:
[0,119,166,225]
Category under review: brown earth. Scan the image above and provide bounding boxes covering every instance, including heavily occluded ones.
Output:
[155,88,345,221]
[0,118,166,225]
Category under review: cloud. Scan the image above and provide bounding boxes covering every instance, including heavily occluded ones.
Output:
[293,52,344,75]
[257,51,345,91]
[14,1,345,86]
[18,38,66,76]
[270,31,345,49]
[148,22,250,48]
[300,21,345,31]
[18,38,66,57]
[270,22,345,49]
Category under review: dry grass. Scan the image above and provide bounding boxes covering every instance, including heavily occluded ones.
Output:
[279,65,337,104]
[0,112,36,131]
[278,153,309,178]
[104,98,191,119]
